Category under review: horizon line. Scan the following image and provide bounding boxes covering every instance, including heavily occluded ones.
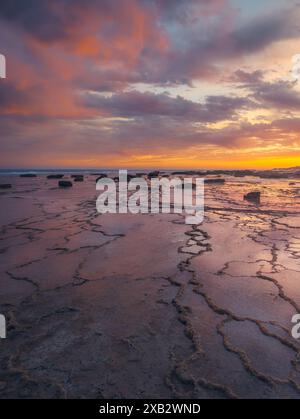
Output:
[0,166,299,172]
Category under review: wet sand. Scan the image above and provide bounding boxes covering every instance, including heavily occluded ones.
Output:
[0,174,300,398]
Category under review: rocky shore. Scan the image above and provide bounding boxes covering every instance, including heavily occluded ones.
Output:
[0,172,300,398]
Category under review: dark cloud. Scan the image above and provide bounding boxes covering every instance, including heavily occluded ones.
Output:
[229,70,300,111]
[84,90,252,122]
[252,80,300,110]
[273,117,300,131]
[0,0,70,42]
[231,70,264,85]
[0,80,31,109]
[147,0,226,22]
[231,10,300,54]
[154,5,300,84]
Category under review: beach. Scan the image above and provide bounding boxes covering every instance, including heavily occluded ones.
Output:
[0,173,300,398]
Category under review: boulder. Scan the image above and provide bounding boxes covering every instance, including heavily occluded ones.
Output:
[244,191,261,204]
[205,178,226,184]
[148,171,160,178]
[74,178,84,182]
[0,184,12,189]
[47,174,64,179]
[20,174,37,178]
[74,176,84,182]
[58,181,73,188]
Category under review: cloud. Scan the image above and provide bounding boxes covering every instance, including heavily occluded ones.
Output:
[84,90,252,122]
[251,79,300,111]
[231,70,264,85]
[229,68,300,111]
[1,0,300,168]
[2,1,299,85]
[230,9,300,55]
[0,1,69,42]
[160,5,300,83]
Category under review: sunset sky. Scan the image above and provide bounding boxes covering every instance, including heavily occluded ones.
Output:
[1,0,300,169]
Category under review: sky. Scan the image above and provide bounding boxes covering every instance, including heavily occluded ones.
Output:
[0,0,300,169]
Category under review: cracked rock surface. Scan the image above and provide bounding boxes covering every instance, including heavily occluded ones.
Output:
[0,174,300,398]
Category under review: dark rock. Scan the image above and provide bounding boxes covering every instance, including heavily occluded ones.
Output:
[148,171,160,178]
[244,191,261,204]
[74,176,84,182]
[0,184,12,189]
[47,174,64,179]
[205,178,226,184]
[20,174,37,178]
[58,181,73,188]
